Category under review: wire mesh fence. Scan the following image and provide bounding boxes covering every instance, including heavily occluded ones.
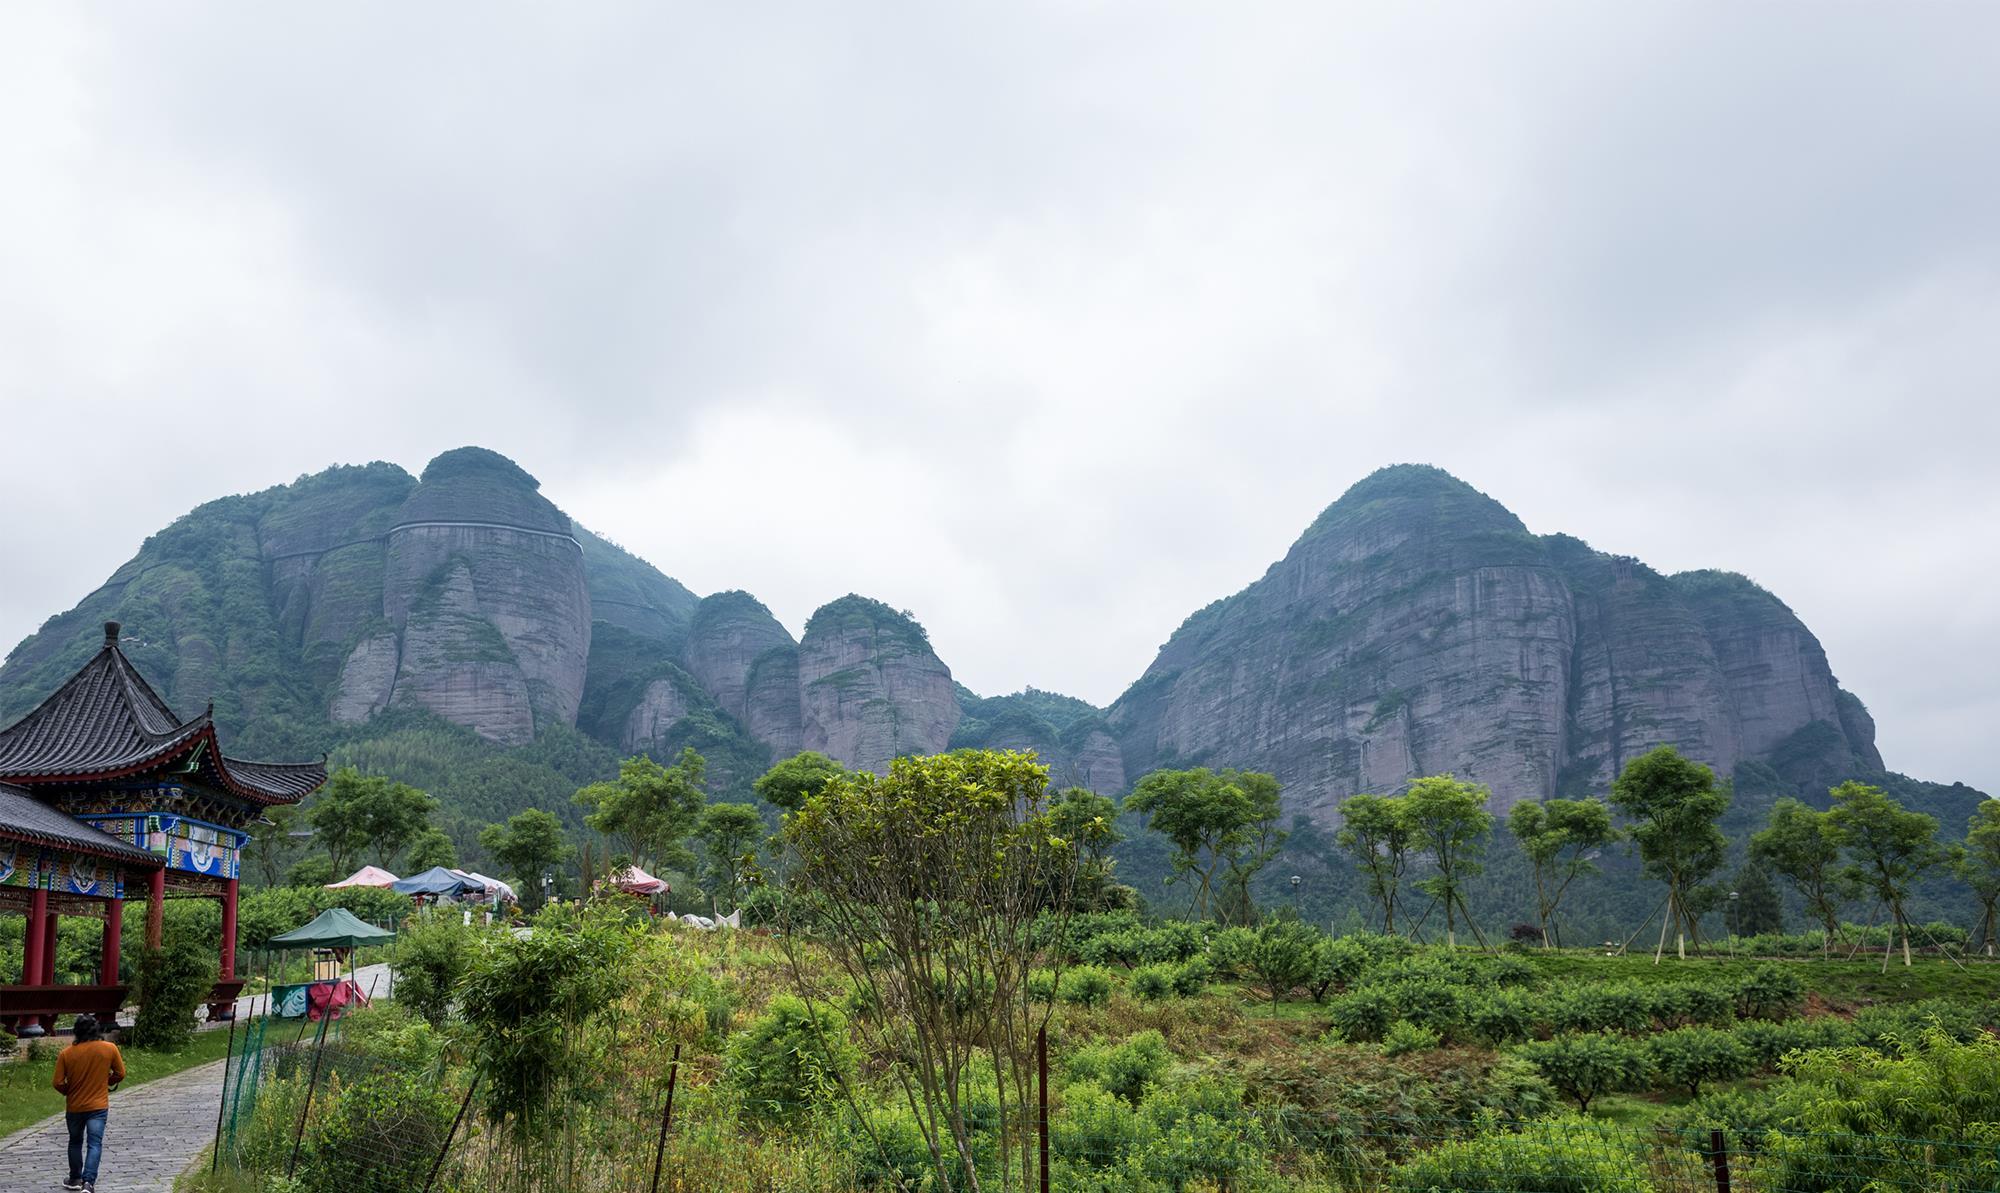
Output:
[205,1017,2000,1193]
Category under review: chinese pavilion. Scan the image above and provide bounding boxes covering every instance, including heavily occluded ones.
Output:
[0,622,324,1036]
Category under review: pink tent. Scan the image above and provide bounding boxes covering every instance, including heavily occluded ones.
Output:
[606,865,669,896]
[326,865,401,889]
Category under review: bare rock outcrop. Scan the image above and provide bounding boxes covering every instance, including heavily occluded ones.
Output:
[682,592,797,724]
[796,596,960,773]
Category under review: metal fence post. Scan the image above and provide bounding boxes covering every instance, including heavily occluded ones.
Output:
[1710,1127,1732,1193]
[423,1073,480,1193]
[209,1009,239,1173]
[648,1043,682,1193]
[1038,1024,1050,1193]
[286,1009,333,1177]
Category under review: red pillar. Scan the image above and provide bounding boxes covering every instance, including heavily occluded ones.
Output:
[38,910,59,1031]
[101,894,123,984]
[22,887,47,987]
[220,878,238,979]
[40,911,58,983]
[145,867,165,950]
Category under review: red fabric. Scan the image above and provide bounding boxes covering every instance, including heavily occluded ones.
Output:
[305,979,370,1022]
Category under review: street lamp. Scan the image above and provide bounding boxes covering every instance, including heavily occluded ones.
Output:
[1289,874,1302,919]
[1728,890,1740,957]
[541,870,556,910]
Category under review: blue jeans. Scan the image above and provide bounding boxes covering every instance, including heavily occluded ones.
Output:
[66,1109,106,1184]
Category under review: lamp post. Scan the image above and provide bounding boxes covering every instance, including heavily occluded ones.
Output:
[1289,874,1302,920]
[1728,890,1740,957]
[540,870,555,911]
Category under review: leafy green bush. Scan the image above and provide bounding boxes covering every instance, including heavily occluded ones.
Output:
[1383,976,1471,1041]
[1518,1033,1651,1112]
[1026,968,1058,1003]
[1129,964,1174,1001]
[1382,1020,1441,1057]
[1734,963,1804,1021]
[1247,919,1321,1003]
[1309,935,1372,999]
[1551,982,1654,1035]
[392,916,474,1027]
[341,1005,442,1069]
[1649,982,1735,1030]
[1068,1030,1174,1104]
[726,994,862,1123]
[1058,966,1116,1007]
[1752,1027,2000,1192]
[1647,1026,1752,1096]
[1168,956,1211,997]
[129,936,219,1050]
[1387,1116,1655,1193]
[298,1072,457,1193]
[1470,988,1535,1046]
[1205,926,1258,977]
[1327,987,1396,1043]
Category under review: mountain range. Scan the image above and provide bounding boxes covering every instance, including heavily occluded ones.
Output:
[0,447,1981,848]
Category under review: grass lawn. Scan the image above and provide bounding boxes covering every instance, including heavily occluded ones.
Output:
[0,1026,241,1138]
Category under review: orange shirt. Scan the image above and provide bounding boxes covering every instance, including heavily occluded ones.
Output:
[51,1040,125,1113]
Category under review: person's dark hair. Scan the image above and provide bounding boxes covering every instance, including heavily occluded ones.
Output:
[72,1015,102,1043]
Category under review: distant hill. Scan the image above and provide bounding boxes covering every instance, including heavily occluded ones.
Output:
[1,451,1982,875]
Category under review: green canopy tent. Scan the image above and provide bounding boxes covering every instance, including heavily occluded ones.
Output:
[267,909,396,1020]
[268,908,397,949]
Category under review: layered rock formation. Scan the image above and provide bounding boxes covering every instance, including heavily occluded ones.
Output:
[0,450,1955,829]
[1108,465,1884,823]
[796,596,961,773]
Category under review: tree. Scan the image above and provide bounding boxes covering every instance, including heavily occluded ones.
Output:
[1607,746,1729,963]
[782,748,1080,1193]
[1958,801,2000,957]
[1824,781,1949,969]
[1336,794,1414,933]
[403,826,459,872]
[1507,797,1616,948]
[1403,775,1494,948]
[694,802,763,912]
[1049,787,1123,906]
[572,750,707,874]
[479,809,573,907]
[752,751,849,811]
[308,768,438,876]
[1126,767,1286,923]
[243,803,308,888]
[1728,861,1784,937]
[1750,798,1857,958]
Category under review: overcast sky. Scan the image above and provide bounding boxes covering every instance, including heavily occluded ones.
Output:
[2,4,1995,794]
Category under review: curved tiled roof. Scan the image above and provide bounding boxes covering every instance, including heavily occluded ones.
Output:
[0,780,162,866]
[0,623,324,805]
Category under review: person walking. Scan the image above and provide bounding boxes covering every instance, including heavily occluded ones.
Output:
[50,1014,124,1192]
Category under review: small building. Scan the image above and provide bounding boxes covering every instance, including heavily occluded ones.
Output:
[0,621,324,1035]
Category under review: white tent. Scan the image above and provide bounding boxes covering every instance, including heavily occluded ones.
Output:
[451,869,518,904]
[325,864,400,889]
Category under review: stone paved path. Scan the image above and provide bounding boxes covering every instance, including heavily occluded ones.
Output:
[0,1058,225,1193]
[0,963,396,1193]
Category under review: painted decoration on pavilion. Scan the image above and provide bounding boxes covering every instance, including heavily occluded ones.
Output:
[79,813,246,879]
[0,844,126,897]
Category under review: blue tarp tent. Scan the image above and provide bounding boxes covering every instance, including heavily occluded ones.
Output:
[390,865,485,897]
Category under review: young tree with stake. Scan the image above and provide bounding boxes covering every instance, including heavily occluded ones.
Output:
[1958,800,2000,957]
[1824,780,1949,970]
[1403,775,1494,948]
[1336,793,1414,934]
[1507,796,1616,948]
[1750,798,1856,958]
[1608,746,1729,963]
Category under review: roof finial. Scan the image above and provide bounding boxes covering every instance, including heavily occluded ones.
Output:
[104,621,121,646]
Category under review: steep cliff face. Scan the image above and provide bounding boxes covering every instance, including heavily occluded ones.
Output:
[795,596,961,773]
[1109,465,1883,823]
[681,592,797,726]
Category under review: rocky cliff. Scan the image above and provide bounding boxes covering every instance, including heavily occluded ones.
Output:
[1108,465,1887,824]
[0,451,1965,831]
